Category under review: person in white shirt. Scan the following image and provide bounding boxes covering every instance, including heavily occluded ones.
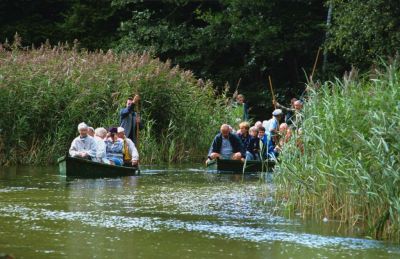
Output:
[117,127,139,166]
[93,127,107,163]
[69,122,97,160]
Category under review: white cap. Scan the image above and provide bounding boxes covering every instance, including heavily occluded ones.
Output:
[77,122,88,130]
[117,127,125,133]
[272,109,283,116]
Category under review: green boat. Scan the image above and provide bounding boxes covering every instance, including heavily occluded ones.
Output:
[206,159,275,174]
[57,155,138,178]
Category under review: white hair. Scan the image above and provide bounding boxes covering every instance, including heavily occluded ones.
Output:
[77,122,88,131]
[95,127,107,138]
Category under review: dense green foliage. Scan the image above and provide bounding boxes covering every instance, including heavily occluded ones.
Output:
[0,40,234,165]
[327,0,400,69]
[114,0,327,112]
[275,64,400,240]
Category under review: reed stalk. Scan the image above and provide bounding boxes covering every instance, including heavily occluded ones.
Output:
[275,62,400,241]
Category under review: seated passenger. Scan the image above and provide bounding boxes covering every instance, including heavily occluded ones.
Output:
[274,123,291,153]
[88,127,95,137]
[207,124,245,163]
[105,127,124,166]
[117,127,139,167]
[93,127,107,163]
[258,126,276,160]
[69,122,97,159]
[254,121,263,130]
[237,122,258,160]
[247,126,260,160]
[237,122,251,148]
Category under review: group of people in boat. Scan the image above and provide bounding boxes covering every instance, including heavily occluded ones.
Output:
[206,94,304,164]
[69,95,142,167]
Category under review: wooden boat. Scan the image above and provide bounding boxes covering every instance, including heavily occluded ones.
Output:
[206,159,275,174]
[57,155,138,178]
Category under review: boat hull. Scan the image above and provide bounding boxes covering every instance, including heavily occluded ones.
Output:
[58,156,137,178]
[206,159,275,174]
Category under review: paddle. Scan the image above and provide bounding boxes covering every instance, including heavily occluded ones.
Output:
[135,94,141,174]
[310,47,322,81]
[268,75,276,109]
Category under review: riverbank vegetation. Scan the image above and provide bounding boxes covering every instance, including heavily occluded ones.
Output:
[275,62,400,241]
[0,38,234,165]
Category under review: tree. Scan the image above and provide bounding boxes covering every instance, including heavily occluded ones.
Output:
[114,0,327,116]
[327,0,400,68]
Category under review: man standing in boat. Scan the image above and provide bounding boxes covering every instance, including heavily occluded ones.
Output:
[206,124,245,164]
[120,95,143,145]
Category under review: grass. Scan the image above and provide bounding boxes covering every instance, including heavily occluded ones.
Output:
[0,35,236,165]
[275,61,400,241]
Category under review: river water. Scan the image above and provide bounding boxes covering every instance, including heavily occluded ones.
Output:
[0,166,398,258]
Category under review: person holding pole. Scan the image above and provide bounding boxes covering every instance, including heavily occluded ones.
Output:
[119,95,143,145]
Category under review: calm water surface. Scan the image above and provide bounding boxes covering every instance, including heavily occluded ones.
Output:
[0,166,398,258]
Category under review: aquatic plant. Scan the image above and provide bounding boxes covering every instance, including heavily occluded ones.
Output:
[275,62,400,241]
[0,36,235,165]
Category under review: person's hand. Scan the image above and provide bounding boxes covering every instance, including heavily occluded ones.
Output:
[135,115,140,123]
[133,94,140,103]
[132,160,138,166]
[210,153,220,160]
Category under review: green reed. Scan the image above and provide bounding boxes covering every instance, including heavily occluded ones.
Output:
[275,62,400,241]
[0,37,234,165]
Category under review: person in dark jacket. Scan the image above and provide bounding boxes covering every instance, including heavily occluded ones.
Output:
[207,124,245,163]
[120,95,143,145]
[247,126,260,160]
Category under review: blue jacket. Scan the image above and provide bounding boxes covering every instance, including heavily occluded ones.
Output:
[120,104,143,144]
[208,132,245,158]
[247,136,260,156]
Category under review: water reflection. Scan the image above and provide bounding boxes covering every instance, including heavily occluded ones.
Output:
[0,166,399,258]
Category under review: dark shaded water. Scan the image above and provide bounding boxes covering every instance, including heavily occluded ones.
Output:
[0,166,399,258]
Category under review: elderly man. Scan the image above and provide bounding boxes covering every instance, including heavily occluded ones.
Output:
[292,100,304,128]
[207,124,245,163]
[69,122,97,159]
[117,127,139,166]
[93,127,107,163]
[120,95,143,145]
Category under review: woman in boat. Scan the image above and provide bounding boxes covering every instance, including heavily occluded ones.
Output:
[237,122,259,160]
[105,127,124,166]
[93,127,107,163]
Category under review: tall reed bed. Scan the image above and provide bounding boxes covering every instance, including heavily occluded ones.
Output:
[0,38,233,165]
[275,63,400,241]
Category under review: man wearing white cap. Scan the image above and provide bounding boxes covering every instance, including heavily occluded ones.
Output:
[69,122,97,159]
[269,109,282,134]
[117,127,139,166]
[258,109,282,159]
